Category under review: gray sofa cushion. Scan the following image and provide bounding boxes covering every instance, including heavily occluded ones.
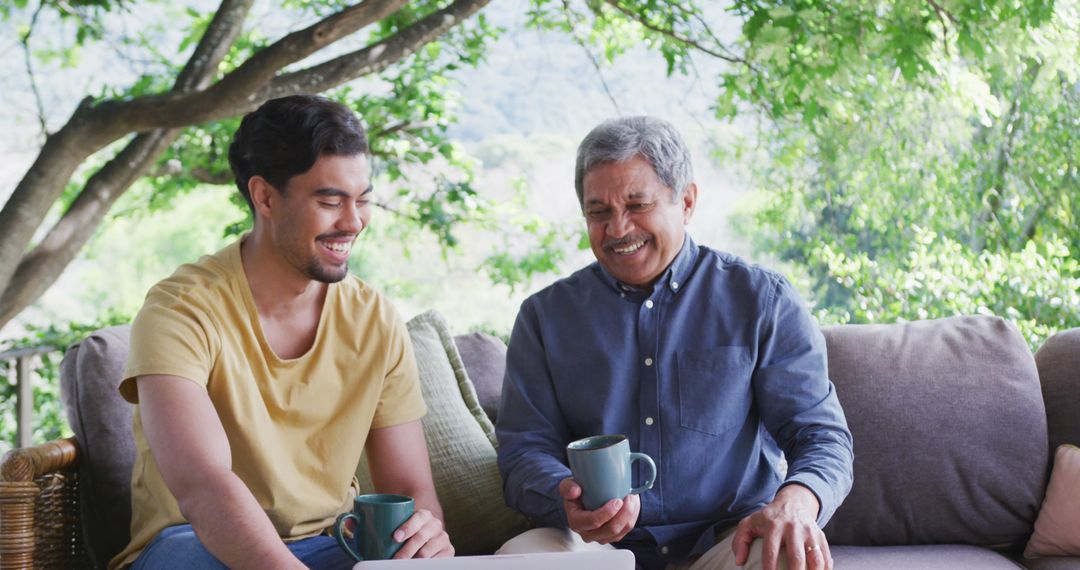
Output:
[832,544,1025,569]
[452,332,506,423]
[355,311,529,554]
[822,316,1047,551]
[59,324,136,569]
[1034,329,1080,456]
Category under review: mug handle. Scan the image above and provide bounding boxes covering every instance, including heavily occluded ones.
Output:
[629,452,657,495]
[333,512,365,562]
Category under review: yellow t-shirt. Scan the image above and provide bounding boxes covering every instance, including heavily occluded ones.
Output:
[109,239,426,569]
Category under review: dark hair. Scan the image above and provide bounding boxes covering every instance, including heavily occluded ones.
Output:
[228,94,369,210]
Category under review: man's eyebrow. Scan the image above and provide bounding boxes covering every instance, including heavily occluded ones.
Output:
[314,188,349,198]
[585,190,650,206]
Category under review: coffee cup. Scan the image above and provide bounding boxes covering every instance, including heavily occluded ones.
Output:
[566,434,657,511]
[333,493,414,561]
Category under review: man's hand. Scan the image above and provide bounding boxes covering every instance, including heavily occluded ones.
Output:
[732,484,831,570]
[392,508,454,559]
[559,478,640,544]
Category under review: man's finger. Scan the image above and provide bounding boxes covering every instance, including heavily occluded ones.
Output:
[558,478,582,500]
[732,524,755,566]
[415,531,451,559]
[588,498,623,527]
[591,494,640,543]
[393,510,431,543]
[760,526,784,570]
[392,511,439,559]
[817,531,833,570]
[566,498,621,534]
[395,528,432,559]
[782,528,808,570]
[806,542,825,570]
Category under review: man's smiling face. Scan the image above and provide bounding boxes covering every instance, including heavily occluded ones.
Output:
[582,155,696,288]
[269,153,372,283]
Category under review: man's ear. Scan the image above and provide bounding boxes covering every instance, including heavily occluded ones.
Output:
[248,176,277,221]
[681,182,698,224]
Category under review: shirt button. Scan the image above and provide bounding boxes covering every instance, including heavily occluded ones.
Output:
[644,357,653,366]
[645,417,654,426]
[671,281,679,290]
[645,300,654,309]
[620,292,626,298]
[661,546,669,555]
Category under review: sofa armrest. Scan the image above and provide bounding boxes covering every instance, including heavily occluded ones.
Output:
[1,437,93,569]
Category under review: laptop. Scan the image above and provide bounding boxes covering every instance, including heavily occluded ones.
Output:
[354,550,635,569]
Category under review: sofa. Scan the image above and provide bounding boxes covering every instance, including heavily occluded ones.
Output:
[1,312,1078,569]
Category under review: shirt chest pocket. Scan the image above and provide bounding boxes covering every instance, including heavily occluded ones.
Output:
[677,347,753,436]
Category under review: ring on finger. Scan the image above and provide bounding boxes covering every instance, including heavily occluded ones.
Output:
[806,544,819,553]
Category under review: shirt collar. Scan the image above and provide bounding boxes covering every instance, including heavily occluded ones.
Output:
[593,233,699,296]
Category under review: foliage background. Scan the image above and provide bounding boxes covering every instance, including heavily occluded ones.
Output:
[1,0,1077,451]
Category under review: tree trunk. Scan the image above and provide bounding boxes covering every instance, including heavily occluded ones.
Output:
[0,0,491,331]
[0,129,180,325]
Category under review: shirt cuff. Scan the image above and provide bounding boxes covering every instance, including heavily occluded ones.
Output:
[506,463,572,528]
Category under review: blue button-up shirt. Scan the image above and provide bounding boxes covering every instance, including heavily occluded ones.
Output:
[496,235,854,569]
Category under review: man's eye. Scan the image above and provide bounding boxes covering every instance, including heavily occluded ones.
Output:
[586,210,610,220]
[629,202,653,212]
[319,201,341,209]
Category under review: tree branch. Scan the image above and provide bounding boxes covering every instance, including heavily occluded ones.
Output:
[925,0,955,58]
[152,159,234,185]
[372,121,416,139]
[91,0,408,131]
[973,60,1041,251]
[689,10,744,63]
[603,0,745,64]
[0,129,180,325]
[926,0,958,27]
[0,100,101,299]
[561,0,621,114]
[373,199,413,219]
[174,0,256,91]
[20,3,48,137]
[0,0,494,328]
[259,0,492,101]
[0,0,256,324]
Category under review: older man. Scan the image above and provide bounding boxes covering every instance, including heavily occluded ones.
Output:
[496,116,853,570]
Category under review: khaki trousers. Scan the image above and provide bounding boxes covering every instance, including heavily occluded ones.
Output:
[496,527,789,570]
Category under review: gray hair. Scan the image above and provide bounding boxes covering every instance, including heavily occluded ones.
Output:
[574,116,693,206]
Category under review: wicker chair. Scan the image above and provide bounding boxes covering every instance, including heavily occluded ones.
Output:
[0,437,93,569]
[0,325,133,570]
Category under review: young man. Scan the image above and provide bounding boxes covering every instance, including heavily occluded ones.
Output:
[496,116,854,570]
[111,95,452,569]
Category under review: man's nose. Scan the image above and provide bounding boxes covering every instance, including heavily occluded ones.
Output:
[338,202,364,233]
[606,210,633,237]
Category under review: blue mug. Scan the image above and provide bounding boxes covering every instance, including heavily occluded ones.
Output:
[333,493,414,561]
[566,434,657,511]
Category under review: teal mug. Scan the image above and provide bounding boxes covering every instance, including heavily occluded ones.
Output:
[566,434,657,511]
[333,493,414,561]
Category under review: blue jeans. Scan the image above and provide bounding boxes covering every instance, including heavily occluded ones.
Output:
[131,524,355,570]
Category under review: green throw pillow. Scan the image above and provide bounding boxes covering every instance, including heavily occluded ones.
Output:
[355,310,530,555]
